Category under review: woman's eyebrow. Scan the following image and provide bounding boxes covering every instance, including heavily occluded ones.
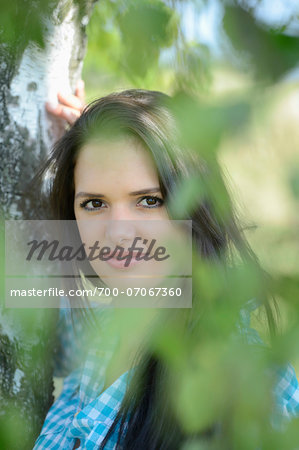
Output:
[129,187,161,196]
[75,188,161,200]
[75,192,105,199]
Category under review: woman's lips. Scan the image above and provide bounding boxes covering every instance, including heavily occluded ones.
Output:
[105,251,147,270]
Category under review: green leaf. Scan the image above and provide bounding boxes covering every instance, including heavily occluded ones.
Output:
[223,5,299,82]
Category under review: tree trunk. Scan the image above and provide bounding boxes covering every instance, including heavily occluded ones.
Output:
[0,1,96,448]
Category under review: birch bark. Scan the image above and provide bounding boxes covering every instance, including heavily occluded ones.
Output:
[0,1,96,447]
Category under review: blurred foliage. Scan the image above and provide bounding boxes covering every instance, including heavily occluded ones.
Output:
[171,91,250,155]
[81,1,299,447]
[0,0,52,50]
[83,0,181,92]
[287,164,299,201]
[117,0,178,79]
[223,4,299,82]
[83,0,299,95]
[174,41,211,93]
[83,0,216,96]
[1,0,299,448]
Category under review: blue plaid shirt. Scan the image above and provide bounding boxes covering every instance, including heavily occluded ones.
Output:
[33,298,299,450]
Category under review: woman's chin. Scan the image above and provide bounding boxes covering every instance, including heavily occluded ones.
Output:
[103,275,163,291]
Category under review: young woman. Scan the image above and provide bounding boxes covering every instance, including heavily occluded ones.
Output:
[34,88,299,449]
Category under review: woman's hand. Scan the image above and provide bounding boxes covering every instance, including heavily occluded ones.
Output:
[46,80,85,125]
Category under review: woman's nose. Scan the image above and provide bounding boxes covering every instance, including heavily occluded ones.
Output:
[105,205,137,246]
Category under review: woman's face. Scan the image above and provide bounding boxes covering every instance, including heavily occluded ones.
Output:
[74,135,168,223]
[73,135,184,293]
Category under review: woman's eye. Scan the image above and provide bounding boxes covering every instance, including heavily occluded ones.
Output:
[137,196,163,208]
[80,199,105,211]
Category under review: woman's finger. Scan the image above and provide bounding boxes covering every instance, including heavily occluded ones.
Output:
[57,91,84,111]
[46,102,81,125]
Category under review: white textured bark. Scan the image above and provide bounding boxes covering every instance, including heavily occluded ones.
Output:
[8,3,86,151]
[0,1,96,447]
[0,0,95,219]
